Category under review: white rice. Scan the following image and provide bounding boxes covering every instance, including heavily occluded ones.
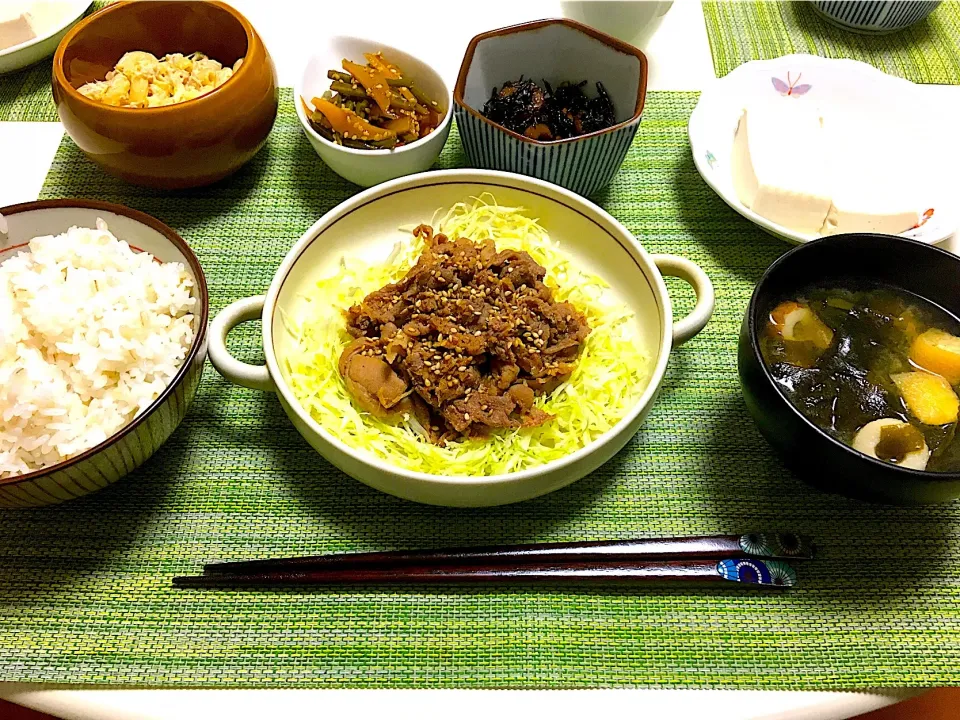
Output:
[0,220,196,478]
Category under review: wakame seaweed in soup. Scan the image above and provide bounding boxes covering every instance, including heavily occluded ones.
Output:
[760,284,960,472]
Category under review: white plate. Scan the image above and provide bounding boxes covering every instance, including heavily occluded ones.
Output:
[0,1,91,76]
[688,54,959,245]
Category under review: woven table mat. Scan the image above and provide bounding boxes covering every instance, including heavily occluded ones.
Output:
[703,0,960,83]
[0,89,958,689]
[0,60,59,122]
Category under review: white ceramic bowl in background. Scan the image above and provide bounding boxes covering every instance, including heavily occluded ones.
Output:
[0,1,91,75]
[0,200,208,507]
[689,54,960,245]
[207,169,714,507]
[294,36,453,188]
[560,1,673,48]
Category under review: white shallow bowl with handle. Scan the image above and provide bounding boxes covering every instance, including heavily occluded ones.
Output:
[689,54,959,245]
[294,35,453,188]
[208,169,713,507]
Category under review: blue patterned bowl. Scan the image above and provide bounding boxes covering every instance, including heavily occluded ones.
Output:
[454,18,647,197]
[812,1,941,34]
[0,200,208,507]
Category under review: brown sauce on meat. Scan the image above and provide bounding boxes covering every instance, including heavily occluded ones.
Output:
[339,225,591,443]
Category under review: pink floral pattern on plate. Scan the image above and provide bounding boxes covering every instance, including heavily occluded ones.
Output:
[772,72,812,96]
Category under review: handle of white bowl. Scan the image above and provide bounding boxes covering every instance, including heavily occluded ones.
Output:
[208,295,275,391]
[652,254,715,347]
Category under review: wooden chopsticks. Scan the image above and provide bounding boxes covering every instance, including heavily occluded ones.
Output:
[173,532,813,590]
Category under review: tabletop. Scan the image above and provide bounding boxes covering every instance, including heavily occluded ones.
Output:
[0,1,956,718]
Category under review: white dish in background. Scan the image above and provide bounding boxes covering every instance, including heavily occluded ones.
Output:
[560,0,674,48]
[294,36,453,188]
[0,1,90,75]
[688,54,960,245]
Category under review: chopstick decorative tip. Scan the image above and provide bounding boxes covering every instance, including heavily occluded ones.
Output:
[716,558,797,588]
[737,532,814,560]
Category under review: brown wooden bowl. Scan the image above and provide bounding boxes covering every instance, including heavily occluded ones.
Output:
[52,0,278,189]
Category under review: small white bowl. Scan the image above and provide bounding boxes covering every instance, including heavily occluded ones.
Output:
[689,54,959,245]
[294,36,453,188]
[206,169,714,507]
[0,1,91,75]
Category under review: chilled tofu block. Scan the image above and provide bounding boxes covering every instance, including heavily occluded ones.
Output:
[821,200,919,235]
[821,114,919,235]
[731,101,832,235]
[0,5,36,51]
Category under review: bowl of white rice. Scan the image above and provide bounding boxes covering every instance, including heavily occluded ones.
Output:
[0,199,208,507]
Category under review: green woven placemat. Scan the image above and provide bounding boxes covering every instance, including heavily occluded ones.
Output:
[1,89,958,689]
[703,0,960,83]
[0,60,58,122]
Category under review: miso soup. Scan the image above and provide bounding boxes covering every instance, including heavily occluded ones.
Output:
[760,284,960,473]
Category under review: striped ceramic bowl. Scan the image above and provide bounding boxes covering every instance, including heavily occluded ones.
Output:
[0,200,208,507]
[812,1,941,33]
[454,18,647,198]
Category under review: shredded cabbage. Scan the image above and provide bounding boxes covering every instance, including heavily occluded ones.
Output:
[281,194,650,477]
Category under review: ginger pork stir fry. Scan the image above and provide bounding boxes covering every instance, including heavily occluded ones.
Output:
[339,225,591,443]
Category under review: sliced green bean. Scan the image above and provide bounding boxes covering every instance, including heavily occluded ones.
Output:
[312,116,397,150]
[331,81,368,99]
[405,83,437,109]
[342,136,398,150]
[312,122,337,142]
[334,70,438,109]
[384,77,436,108]
[309,110,331,128]
[389,93,415,111]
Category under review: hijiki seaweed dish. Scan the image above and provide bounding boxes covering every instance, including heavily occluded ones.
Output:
[281,196,650,476]
[481,77,616,141]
